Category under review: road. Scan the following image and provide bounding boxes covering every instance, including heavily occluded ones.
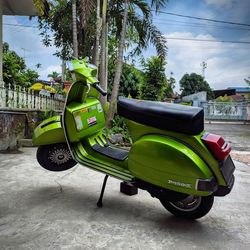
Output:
[0,147,250,249]
[205,123,250,151]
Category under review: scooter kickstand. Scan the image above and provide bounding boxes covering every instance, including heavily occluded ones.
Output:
[97,175,109,208]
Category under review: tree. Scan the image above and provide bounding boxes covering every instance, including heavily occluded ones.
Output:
[140,56,167,101]
[36,63,42,69]
[106,0,168,127]
[38,0,96,60]
[2,42,39,88]
[179,73,214,100]
[245,77,250,86]
[47,71,61,80]
[38,0,167,68]
[106,0,130,128]
[99,0,108,105]
[108,62,143,98]
[72,0,78,58]
[94,0,101,66]
[165,72,175,98]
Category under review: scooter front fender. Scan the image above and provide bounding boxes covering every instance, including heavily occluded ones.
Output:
[33,115,66,146]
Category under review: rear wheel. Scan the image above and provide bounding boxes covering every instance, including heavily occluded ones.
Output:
[160,195,214,219]
[37,143,77,172]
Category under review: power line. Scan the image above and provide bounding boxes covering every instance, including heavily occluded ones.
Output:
[153,19,250,31]
[152,10,250,27]
[165,37,250,44]
[3,23,37,28]
[4,22,250,44]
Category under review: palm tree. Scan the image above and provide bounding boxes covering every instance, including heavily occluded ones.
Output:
[94,0,101,66]
[99,0,108,106]
[35,63,42,69]
[106,0,129,127]
[106,0,168,127]
[72,0,78,58]
[48,71,61,80]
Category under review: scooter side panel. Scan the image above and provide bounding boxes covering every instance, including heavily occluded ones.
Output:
[65,99,105,143]
[33,116,65,145]
[128,134,214,196]
[126,120,227,186]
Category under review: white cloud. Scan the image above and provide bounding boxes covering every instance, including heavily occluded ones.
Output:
[164,32,249,92]
[205,0,234,9]
[204,0,250,22]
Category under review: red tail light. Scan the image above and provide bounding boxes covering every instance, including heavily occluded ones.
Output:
[202,133,231,161]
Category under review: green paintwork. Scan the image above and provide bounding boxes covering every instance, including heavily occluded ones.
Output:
[34,59,232,198]
[65,98,105,142]
[69,59,99,84]
[72,140,132,181]
[126,120,227,186]
[128,134,213,196]
[33,116,65,145]
[63,88,216,195]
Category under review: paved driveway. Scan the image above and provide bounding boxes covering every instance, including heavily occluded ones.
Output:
[0,147,250,249]
[205,123,250,151]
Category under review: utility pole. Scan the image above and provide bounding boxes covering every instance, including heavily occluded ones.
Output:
[200,61,207,78]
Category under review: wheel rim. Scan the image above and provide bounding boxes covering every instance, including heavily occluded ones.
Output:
[169,196,202,212]
[48,147,72,165]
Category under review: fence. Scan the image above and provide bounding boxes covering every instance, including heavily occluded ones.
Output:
[202,101,248,121]
[0,84,65,111]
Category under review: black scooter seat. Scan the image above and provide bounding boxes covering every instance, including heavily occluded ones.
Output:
[117,97,204,135]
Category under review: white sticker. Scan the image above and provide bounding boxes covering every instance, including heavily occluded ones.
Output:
[97,104,103,113]
[87,116,97,127]
[75,115,83,130]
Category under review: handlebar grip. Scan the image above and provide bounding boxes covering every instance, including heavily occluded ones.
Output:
[93,83,107,96]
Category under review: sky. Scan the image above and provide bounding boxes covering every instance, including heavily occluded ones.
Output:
[3,0,250,92]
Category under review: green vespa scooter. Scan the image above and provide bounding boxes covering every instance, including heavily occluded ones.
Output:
[33,59,235,219]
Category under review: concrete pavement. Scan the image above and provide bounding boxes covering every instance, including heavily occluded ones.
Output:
[205,123,250,151]
[0,147,250,250]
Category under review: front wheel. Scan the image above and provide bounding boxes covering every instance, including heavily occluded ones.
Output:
[37,143,77,172]
[160,195,214,219]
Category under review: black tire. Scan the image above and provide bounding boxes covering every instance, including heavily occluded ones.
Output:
[36,143,77,172]
[160,195,214,219]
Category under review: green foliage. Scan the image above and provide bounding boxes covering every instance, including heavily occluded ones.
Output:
[109,0,167,59]
[165,76,175,98]
[47,71,61,79]
[38,0,167,60]
[215,95,233,102]
[54,84,66,95]
[3,42,39,88]
[179,73,214,100]
[140,56,167,101]
[38,110,55,123]
[108,62,143,98]
[38,0,96,60]
[245,76,250,86]
[179,101,192,106]
[104,115,132,145]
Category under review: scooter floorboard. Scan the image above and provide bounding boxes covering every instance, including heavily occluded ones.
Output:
[91,143,129,161]
[73,143,134,181]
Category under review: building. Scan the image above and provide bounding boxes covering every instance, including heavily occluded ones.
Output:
[228,87,250,99]
[0,0,49,86]
[213,87,250,101]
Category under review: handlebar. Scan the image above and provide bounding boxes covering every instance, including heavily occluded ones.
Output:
[92,83,107,96]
